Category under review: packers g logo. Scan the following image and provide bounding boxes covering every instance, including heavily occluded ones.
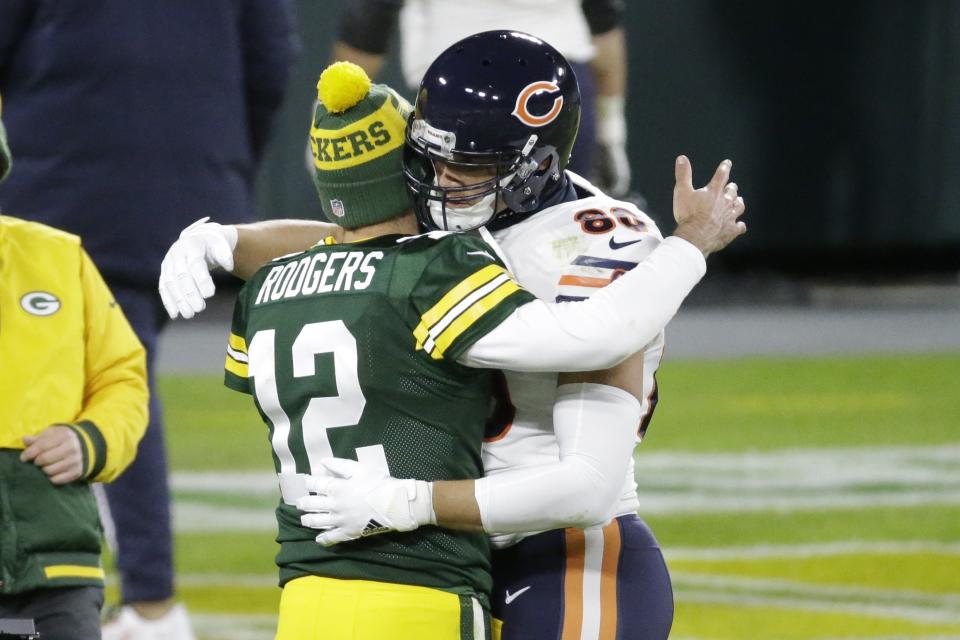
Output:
[511,81,563,128]
[21,291,61,316]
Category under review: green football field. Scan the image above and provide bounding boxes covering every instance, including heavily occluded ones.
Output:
[107,353,960,639]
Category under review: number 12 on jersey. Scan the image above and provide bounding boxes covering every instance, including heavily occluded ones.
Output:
[247,320,389,504]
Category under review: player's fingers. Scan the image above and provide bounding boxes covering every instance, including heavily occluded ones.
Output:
[158,258,182,319]
[733,196,746,218]
[32,440,73,468]
[301,512,338,530]
[175,262,207,315]
[19,442,43,463]
[19,434,54,463]
[297,495,334,513]
[187,255,217,300]
[182,216,211,234]
[674,155,693,193]
[305,474,336,495]
[162,257,194,319]
[316,529,355,547]
[320,457,360,479]
[42,457,81,482]
[707,159,732,193]
[49,468,83,485]
[158,280,179,320]
[724,182,738,199]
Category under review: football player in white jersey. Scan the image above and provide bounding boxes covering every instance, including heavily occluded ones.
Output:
[159,33,745,640]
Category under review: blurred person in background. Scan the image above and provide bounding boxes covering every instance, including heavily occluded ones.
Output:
[0,96,148,640]
[0,2,297,636]
[332,0,634,199]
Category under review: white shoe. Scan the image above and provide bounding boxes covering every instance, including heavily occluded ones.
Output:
[102,603,197,640]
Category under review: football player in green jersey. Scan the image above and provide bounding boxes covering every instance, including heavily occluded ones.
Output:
[163,62,744,640]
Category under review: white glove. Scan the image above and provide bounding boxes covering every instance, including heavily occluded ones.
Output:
[158,217,238,319]
[596,95,631,198]
[297,457,436,547]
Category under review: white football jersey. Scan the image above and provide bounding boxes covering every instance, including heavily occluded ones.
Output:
[399,0,594,88]
[481,173,665,548]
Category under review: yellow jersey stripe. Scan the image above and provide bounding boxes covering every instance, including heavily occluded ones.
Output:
[417,272,512,355]
[224,354,249,378]
[44,564,105,580]
[430,280,523,359]
[228,332,247,353]
[414,264,506,346]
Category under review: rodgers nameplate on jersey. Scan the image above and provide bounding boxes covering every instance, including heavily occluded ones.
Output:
[223,230,534,603]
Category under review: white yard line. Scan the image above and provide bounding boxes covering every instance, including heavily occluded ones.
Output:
[667,540,960,561]
[191,613,276,640]
[170,444,960,525]
[173,502,276,532]
[672,571,960,610]
[676,589,960,625]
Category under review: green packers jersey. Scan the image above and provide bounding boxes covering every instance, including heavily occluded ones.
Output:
[223,231,534,602]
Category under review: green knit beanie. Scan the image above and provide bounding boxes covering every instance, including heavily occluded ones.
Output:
[309,62,412,228]
[0,96,11,182]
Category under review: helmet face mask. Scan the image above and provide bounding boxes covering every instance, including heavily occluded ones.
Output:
[403,30,581,231]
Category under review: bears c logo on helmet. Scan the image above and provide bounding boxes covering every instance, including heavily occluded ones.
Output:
[511,81,563,127]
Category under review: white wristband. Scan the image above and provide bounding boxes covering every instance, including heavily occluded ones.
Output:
[597,95,627,146]
[410,480,437,526]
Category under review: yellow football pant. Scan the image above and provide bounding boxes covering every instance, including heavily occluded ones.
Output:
[275,575,495,640]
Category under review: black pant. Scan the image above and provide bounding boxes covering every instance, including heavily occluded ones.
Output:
[0,586,103,640]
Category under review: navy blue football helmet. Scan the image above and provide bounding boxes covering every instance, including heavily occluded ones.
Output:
[404,30,582,231]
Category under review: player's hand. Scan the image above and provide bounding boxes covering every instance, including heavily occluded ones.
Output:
[297,457,435,547]
[672,156,747,257]
[20,425,85,485]
[596,141,631,198]
[595,95,631,197]
[159,217,238,320]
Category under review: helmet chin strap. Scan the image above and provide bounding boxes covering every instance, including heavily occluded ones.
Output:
[429,192,498,231]
[428,172,515,231]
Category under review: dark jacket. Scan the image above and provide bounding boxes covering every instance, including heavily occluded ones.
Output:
[0,0,297,287]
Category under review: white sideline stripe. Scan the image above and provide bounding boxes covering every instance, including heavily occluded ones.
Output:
[676,588,960,624]
[671,571,960,609]
[177,573,277,588]
[171,471,278,494]
[170,443,960,527]
[667,540,960,561]
[191,613,276,640]
[636,490,960,514]
[171,443,960,494]
[173,502,276,532]
[636,444,960,482]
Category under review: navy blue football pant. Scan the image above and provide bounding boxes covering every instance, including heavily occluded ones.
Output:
[102,284,174,603]
[567,61,597,179]
[491,514,674,640]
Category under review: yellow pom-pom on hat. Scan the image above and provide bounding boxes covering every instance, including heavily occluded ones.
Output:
[317,61,373,114]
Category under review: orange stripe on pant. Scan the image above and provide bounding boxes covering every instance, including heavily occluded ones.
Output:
[561,528,586,640]
[598,520,623,638]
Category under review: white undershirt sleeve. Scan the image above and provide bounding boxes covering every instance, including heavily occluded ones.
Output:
[459,236,705,372]
[474,383,641,534]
